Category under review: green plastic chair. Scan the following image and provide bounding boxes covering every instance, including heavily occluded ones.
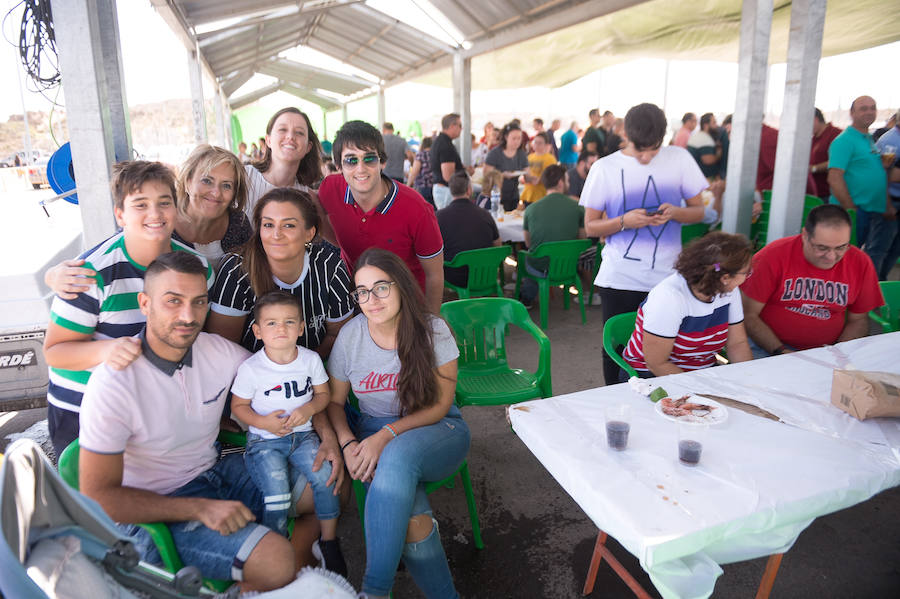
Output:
[869,281,900,333]
[801,195,824,233]
[681,222,710,245]
[440,297,552,405]
[345,392,483,550]
[847,207,858,247]
[515,239,592,329]
[602,312,639,380]
[443,245,511,299]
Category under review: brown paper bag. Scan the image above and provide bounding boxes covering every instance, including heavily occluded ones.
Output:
[831,369,900,420]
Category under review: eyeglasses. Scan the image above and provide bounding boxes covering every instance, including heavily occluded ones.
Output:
[351,281,395,304]
[809,241,850,254]
[342,153,379,167]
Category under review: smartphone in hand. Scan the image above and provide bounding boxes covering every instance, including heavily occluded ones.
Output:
[645,208,661,216]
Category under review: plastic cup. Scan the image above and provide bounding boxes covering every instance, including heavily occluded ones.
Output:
[605,404,631,451]
[882,145,897,169]
[678,421,708,466]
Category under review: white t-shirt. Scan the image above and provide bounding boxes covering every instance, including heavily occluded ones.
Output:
[231,346,329,439]
[580,146,708,292]
[244,165,310,220]
[624,273,743,371]
[327,313,459,417]
[79,333,250,495]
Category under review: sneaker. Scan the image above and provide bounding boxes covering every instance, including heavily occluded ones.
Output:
[313,538,348,578]
[519,298,535,310]
[589,294,603,306]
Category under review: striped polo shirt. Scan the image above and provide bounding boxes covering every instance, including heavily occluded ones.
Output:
[47,232,213,413]
[209,241,355,353]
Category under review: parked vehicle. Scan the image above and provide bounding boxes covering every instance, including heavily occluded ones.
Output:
[27,158,49,189]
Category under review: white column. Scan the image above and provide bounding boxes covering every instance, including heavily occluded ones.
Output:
[214,88,226,148]
[452,51,472,165]
[377,86,386,128]
[721,0,773,237]
[342,103,349,125]
[224,99,234,152]
[189,43,208,144]
[53,0,132,247]
[768,0,826,241]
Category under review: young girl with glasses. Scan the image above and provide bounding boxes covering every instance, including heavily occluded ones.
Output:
[327,248,469,599]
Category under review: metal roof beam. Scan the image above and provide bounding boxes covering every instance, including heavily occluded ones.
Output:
[229,81,283,110]
[197,1,364,45]
[221,68,254,97]
[261,57,374,88]
[149,1,219,82]
[345,3,457,54]
[281,82,342,110]
[185,1,301,26]
[460,0,649,58]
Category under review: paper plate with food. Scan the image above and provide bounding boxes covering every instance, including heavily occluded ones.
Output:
[655,394,728,425]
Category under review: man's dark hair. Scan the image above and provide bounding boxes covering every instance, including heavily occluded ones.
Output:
[382,122,394,131]
[589,108,600,119]
[540,164,566,189]
[602,110,613,118]
[253,290,302,322]
[448,170,470,198]
[722,114,733,127]
[332,120,387,165]
[805,204,852,235]
[110,161,176,211]
[681,112,696,125]
[624,103,667,150]
[145,252,207,286]
[700,113,715,129]
[441,113,461,130]
[532,131,550,145]
[533,117,543,126]
[814,108,826,124]
[577,149,599,164]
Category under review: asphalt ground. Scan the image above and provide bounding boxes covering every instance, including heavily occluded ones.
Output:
[2,280,899,598]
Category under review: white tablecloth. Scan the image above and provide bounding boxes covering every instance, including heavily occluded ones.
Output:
[493,213,524,243]
[509,334,900,599]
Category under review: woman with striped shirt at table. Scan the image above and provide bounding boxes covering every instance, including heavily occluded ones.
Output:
[207,187,354,358]
[621,231,754,381]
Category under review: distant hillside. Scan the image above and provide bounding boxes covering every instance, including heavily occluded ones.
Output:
[0,99,203,157]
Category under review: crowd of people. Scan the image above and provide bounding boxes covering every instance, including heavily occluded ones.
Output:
[37,95,899,597]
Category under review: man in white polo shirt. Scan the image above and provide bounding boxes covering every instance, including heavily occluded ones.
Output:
[78,252,343,590]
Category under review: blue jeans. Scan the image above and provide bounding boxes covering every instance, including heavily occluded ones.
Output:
[519,260,548,303]
[862,210,898,279]
[118,453,278,581]
[878,199,900,280]
[350,405,470,598]
[245,431,340,536]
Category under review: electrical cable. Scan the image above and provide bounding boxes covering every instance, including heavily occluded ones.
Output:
[3,0,62,103]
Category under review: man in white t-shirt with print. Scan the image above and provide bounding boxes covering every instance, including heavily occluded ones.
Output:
[580,102,707,384]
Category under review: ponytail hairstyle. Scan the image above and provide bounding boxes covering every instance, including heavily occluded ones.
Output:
[252,107,323,187]
[675,231,752,298]
[240,187,320,297]
[354,248,439,415]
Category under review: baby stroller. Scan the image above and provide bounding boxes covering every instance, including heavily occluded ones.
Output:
[0,439,237,598]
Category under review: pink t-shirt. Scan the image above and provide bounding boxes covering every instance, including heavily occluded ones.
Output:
[80,333,250,495]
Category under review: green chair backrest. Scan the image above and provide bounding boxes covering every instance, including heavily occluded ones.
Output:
[442,297,519,370]
[799,195,824,235]
[444,245,511,297]
[602,312,638,379]
[875,281,900,331]
[529,239,591,283]
[681,222,709,245]
[760,189,772,208]
[847,207,858,247]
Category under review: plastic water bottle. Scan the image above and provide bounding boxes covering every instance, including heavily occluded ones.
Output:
[490,188,501,217]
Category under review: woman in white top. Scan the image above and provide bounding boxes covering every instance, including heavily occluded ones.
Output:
[622,232,754,380]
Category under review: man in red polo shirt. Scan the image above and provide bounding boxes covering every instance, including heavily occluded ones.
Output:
[740,204,883,358]
[807,108,842,200]
[318,120,444,313]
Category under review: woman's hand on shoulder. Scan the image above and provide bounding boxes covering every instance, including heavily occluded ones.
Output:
[45,259,96,299]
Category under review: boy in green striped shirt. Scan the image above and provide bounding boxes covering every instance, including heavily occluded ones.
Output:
[43,161,212,457]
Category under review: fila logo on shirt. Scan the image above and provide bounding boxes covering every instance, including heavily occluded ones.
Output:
[264,377,313,399]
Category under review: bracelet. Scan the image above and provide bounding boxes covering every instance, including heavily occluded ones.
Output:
[619,214,626,232]
[771,345,786,356]
[383,424,398,438]
[340,439,358,452]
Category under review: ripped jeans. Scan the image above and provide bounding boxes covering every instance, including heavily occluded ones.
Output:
[350,405,470,598]
[244,430,340,536]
